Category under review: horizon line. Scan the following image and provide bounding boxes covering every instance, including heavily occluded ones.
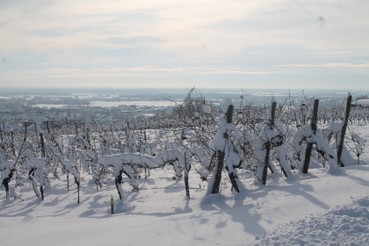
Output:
[0,86,365,92]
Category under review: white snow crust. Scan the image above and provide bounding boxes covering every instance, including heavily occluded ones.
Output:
[1,118,369,246]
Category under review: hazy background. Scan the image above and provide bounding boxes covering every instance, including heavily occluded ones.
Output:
[1,0,369,90]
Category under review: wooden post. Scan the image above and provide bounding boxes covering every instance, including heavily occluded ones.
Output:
[262,100,276,185]
[184,153,190,199]
[211,104,234,194]
[337,94,352,167]
[77,185,80,204]
[40,186,44,201]
[46,121,51,135]
[23,122,29,142]
[11,131,16,156]
[77,178,80,204]
[110,195,115,214]
[0,125,3,143]
[115,172,123,200]
[302,99,319,174]
[211,150,225,194]
[40,132,46,201]
[40,133,46,158]
[225,104,234,124]
[67,172,70,191]
[74,122,79,135]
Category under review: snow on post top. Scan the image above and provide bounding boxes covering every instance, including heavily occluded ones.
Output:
[220,98,233,114]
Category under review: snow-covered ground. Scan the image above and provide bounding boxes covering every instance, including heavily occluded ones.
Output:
[1,126,369,246]
[353,99,369,107]
[255,195,369,245]
[33,104,70,109]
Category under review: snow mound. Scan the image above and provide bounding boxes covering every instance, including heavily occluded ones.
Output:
[255,196,369,245]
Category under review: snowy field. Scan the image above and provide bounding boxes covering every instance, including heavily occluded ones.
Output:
[1,127,369,246]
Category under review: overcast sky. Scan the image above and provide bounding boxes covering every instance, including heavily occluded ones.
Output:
[1,0,369,90]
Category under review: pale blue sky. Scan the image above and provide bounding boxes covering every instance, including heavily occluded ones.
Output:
[1,0,369,90]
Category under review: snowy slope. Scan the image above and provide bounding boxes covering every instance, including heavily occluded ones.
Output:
[1,127,369,246]
[256,195,369,245]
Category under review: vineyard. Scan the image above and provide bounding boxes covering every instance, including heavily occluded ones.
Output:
[1,90,368,204]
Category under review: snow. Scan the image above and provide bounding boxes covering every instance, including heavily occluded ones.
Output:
[256,195,369,245]
[1,139,369,245]
[33,104,69,109]
[353,99,369,107]
[1,105,369,245]
[2,164,369,245]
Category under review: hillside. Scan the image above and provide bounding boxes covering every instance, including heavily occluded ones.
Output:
[1,125,369,245]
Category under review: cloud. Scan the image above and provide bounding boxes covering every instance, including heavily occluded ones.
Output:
[2,0,369,56]
[1,0,369,89]
[45,66,274,76]
[278,62,369,69]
